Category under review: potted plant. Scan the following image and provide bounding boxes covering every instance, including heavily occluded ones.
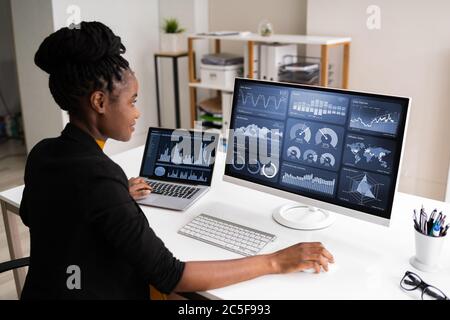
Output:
[160,18,186,53]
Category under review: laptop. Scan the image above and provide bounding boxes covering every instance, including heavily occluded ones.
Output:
[137,127,219,210]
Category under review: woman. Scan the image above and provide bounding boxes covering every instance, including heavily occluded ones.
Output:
[20,21,334,299]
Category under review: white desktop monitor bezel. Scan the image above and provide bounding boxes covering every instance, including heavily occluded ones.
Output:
[223,78,411,227]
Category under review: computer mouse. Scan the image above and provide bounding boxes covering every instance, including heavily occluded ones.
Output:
[301,268,317,274]
[302,263,338,274]
[327,263,339,274]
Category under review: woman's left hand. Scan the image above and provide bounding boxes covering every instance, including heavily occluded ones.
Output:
[128,177,152,200]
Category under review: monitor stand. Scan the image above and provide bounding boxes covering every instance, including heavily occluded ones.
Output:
[273,204,335,230]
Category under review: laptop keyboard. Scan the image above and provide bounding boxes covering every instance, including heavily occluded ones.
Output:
[146,181,200,199]
[178,214,277,256]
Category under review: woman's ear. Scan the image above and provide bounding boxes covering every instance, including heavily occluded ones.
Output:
[90,91,106,114]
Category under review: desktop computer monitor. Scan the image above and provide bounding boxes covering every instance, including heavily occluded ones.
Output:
[224,78,410,229]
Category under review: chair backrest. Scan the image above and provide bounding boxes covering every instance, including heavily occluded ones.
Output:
[0,257,30,274]
[0,257,29,299]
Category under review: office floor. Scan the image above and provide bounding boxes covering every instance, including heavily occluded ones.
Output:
[0,138,28,300]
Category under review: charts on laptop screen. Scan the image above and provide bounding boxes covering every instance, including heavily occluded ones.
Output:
[225,79,409,223]
[141,128,218,186]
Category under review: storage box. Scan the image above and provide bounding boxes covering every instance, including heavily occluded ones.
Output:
[201,53,243,66]
[200,63,243,88]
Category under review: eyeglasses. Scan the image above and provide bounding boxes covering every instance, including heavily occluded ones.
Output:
[400,271,449,300]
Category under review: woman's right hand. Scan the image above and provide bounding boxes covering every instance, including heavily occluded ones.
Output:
[128,177,152,200]
[269,242,334,274]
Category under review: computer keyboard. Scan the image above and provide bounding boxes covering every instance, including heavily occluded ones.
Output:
[146,181,200,199]
[178,214,276,256]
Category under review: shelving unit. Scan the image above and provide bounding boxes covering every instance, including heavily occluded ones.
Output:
[187,33,352,128]
[154,51,188,128]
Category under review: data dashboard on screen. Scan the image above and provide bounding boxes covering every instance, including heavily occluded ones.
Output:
[225,79,409,220]
[141,128,217,186]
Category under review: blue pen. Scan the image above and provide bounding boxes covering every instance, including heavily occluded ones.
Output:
[432,223,441,237]
[429,219,437,236]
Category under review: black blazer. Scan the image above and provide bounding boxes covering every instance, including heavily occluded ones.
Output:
[20,123,184,299]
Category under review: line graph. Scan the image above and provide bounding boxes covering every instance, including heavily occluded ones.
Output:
[239,89,288,110]
[349,99,402,136]
[350,113,397,128]
[236,85,288,119]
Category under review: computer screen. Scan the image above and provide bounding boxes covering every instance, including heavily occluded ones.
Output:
[224,78,410,226]
[140,128,218,186]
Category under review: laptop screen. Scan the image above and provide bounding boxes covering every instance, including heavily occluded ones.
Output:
[140,128,219,186]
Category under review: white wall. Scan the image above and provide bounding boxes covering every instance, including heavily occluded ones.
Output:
[158,0,209,129]
[10,0,64,151]
[12,0,162,155]
[307,0,450,200]
[51,0,160,156]
[11,0,210,155]
[0,0,21,118]
[209,0,307,54]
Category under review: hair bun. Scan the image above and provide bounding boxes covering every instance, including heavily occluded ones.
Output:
[35,21,126,74]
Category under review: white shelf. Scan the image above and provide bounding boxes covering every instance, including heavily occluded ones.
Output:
[187,32,351,127]
[189,33,351,45]
[189,82,234,92]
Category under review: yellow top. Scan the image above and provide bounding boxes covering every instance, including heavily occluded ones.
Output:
[96,139,106,150]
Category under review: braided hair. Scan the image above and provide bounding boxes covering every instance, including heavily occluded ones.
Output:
[34,21,130,114]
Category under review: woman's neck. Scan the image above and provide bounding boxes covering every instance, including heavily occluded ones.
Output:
[69,115,108,142]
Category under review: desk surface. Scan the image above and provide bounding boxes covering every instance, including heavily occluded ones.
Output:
[2,145,449,300]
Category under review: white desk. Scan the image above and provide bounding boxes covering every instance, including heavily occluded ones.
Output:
[2,145,450,300]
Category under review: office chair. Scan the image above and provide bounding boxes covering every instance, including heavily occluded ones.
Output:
[0,258,177,300]
[0,257,29,298]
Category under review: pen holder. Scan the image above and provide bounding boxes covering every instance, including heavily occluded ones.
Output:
[410,228,446,272]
